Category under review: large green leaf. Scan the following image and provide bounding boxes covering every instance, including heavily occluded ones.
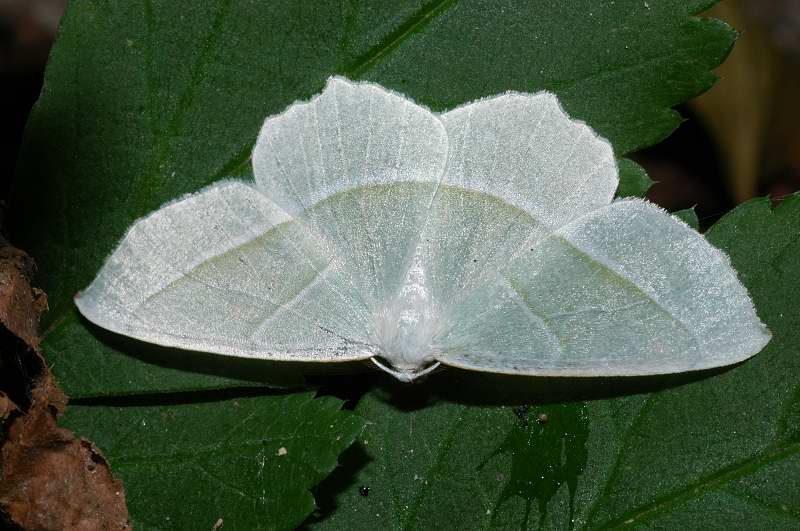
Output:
[9,0,731,397]
[61,391,364,530]
[309,194,800,530]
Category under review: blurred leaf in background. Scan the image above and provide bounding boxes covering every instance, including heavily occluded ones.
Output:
[0,0,69,201]
[691,1,778,204]
[630,1,800,227]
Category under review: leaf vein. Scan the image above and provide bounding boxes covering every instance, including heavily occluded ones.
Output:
[595,440,800,528]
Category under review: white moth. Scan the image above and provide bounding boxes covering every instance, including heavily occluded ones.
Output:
[75,76,771,382]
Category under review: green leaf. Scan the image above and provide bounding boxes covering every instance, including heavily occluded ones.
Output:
[310,194,800,530]
[43,313,305,399]
[61,391,365,530]
[616,159,655,198]
[9,0,732,397]
[673,206,700,230]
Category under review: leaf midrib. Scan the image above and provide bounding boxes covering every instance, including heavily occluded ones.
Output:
[594,439,800,528]
[341,0,459,79]
[130,0,235,213]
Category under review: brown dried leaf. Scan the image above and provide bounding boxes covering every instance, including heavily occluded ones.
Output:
[0,392,18,421]
[0,243,45,350]
[0,241,130,530]
[1,376,129,530]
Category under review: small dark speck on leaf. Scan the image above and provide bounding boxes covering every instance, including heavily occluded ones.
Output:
[359,485,370,497]
[513,405,529,420]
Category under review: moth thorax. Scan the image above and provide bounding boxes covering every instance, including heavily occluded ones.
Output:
[372,255,440,381]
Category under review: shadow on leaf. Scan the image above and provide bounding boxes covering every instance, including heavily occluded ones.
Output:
[81,317,313,390]
[368,363,738,410]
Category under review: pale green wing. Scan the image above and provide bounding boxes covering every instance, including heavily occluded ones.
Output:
[253,76,448,216]
[77,78,450,362]
[411,92,618,364]
[437,91,618,229]
[414,93,618,310]
[75,181,373,360]
[77,80,769,376]
[253,76,449,314]
[433,199,771,376]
